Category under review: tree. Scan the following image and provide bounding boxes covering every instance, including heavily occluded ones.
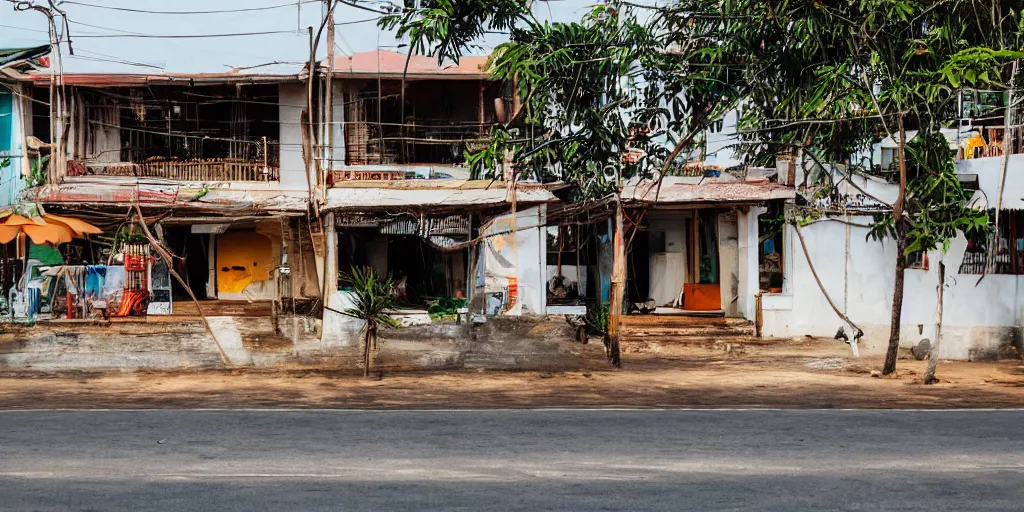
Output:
[381,1,745,363]
[375,0,1016,375]
[712,0,1017,375]
[339,267,400,378]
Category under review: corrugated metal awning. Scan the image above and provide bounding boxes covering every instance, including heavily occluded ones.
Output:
[622,178,794,205]
[324,186,557,211]
[25,178,308,214]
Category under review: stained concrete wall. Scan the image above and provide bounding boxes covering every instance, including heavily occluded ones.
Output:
[476,205,548,316]
[0,315,594,371]
[718,211,740,317]
[762,219,1022,360]
[278,83,309,192]
[736,207,761,322]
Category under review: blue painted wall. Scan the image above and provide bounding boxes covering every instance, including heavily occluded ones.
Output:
[0,90,28,207]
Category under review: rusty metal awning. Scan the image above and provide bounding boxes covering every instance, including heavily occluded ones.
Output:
[324,181,557,211]
[622,177,795,205]
[25,178,308,216]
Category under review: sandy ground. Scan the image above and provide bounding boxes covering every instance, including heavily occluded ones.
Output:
[0,337,1023,409]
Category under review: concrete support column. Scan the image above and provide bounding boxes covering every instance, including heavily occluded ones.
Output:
[737,207,765,321]
[323,212,338,297]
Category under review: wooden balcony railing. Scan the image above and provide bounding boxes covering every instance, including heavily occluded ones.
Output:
[84,159,279,182]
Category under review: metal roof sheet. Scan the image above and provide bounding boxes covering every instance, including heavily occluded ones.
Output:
[325,50,489,79]
[324,185,556,211]
[25,178,308,213]
[622,177,795,204]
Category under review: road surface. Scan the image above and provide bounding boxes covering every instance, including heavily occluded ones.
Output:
[0,409,1022,511]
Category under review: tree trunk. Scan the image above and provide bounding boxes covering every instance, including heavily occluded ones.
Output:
[883,213,907,375]
[924,258,945,385]
[362,323,373,378]
[883,119,909,375]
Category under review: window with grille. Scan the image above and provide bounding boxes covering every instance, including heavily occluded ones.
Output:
[959,211,1023,274]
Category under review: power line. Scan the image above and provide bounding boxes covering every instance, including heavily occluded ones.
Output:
[73,49,164,70]
[0,82,49,107]
[0,23,48,34]
[73,29,303,39]
[336,0,390,15]
[63,20,314,66]
[336,16,381,26]
[60,0,321,15]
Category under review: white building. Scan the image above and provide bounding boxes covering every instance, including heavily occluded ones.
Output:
[762,153,1024,360]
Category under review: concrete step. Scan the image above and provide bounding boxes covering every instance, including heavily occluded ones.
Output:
[620,319,754,342]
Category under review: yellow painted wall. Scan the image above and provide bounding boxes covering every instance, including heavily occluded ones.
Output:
[216,230,274,295]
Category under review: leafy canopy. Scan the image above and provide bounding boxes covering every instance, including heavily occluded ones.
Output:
[468,2,745,199]
[709,0,1022,255]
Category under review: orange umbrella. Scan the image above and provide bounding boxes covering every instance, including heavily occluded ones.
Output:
[22,223,73,245]
[0,213,101,245]
[4,214,44,226]
[0,225,20,244]
[42,214,103,237]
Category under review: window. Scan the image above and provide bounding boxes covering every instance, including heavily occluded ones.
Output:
[0,92,12,154]
[959,211,1024,274]
[758,204,785,293]
[907,251,929,270]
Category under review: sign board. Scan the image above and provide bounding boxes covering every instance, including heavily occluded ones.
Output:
[191,224,229,234]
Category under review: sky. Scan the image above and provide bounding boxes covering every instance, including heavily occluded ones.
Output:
[0,0,627,74]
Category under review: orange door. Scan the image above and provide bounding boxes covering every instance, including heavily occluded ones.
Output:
[683,211,722,311]
[216,230,274,295]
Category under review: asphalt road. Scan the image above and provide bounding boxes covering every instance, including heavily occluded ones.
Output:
[0,409,1022,511]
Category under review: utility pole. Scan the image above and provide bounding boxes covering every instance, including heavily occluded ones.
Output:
[323,0,338,299]
[8,0,72,184]
[325,0,335,190]
[607,200,625,366]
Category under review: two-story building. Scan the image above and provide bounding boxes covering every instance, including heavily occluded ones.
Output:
[7,65,324,327]
[316,50,562,342]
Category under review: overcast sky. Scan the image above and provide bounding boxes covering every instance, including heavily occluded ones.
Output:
[0,0,639,74]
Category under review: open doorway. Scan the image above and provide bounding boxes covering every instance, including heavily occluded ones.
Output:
[163,226,211,300]
[337,229,467,308]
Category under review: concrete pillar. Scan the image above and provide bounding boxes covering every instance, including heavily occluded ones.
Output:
[737,206,765,321]
[323,212,338,297]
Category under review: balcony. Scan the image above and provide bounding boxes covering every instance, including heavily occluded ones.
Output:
[64,82,283,184]
[340,77,500,174]
[77,158,279,182]
[344,120,489,168]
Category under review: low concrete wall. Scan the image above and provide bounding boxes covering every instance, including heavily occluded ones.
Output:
[0,315,595,371]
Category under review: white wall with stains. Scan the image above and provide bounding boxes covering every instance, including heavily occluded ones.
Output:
[278,83,309,193]
[762,219,1022,360]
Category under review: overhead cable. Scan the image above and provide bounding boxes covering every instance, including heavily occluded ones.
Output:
[60,0,321,15]
[74,29,303,39]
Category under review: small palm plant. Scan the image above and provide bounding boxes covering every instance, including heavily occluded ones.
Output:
[339,266,400,378]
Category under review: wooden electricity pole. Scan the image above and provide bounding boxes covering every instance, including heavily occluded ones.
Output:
[606,200,625,366]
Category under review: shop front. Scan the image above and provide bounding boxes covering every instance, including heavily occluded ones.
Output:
[614,175,795,342]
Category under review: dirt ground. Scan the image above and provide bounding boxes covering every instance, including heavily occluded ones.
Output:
[1,337,1023,409]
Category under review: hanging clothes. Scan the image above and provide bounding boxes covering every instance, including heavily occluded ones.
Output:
[85,265,107,299]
